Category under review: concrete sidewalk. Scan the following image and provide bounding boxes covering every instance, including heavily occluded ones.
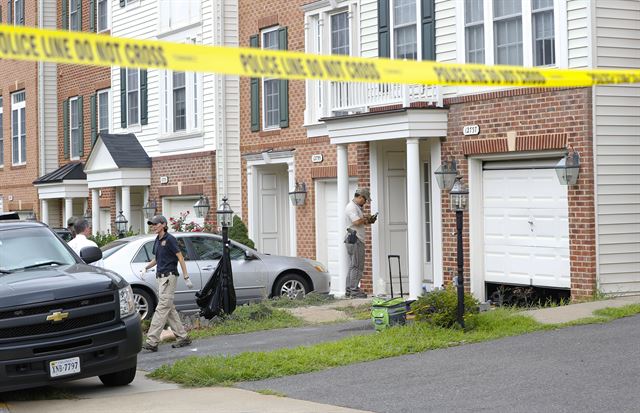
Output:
[2,295,639,413]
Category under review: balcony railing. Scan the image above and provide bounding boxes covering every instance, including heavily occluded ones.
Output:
[327,82,442,116]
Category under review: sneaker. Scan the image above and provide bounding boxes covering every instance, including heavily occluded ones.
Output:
[171,337,192,348]
[142,342,158,352]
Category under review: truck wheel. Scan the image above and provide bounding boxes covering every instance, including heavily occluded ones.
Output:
[133,287,155,321]
[99,366,137,387]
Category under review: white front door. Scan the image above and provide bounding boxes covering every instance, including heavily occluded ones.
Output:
[257,166,289,256]
[483,163,570,288]
[315,179,357,287]
[384,149,409,296]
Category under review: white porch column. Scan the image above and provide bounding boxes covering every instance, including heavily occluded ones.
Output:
[287,161,297,257]
[121,186,131,232]
[91,189,99,235]
[64,197,73,227]
[406,138,423,299]
[336,144,349,297]
[40,199,49,225]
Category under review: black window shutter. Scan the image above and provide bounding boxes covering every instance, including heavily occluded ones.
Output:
[378,0,390,58]
[78,96,84,157]
[8,0,12,25]
[249,35,259,132]
[120,68,127,128]
[421,0,435,61]
[90,94,97,145]
[278,27,289,128]
[0,5,3,23]
[89,0,95,32]
[61,0,67,29]
[140,69,148,125]
[119,0,125,7]
[63,99,70,159]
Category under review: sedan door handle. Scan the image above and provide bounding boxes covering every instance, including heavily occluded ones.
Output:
[201,266,215,271]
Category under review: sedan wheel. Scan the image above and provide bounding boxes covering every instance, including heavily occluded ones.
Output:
[133,288,155,321]
[276,274,309,300]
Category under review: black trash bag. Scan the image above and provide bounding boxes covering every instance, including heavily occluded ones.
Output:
[195,242,236,319]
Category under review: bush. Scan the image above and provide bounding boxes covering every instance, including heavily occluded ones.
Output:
[229,215,255,249]
[411,284,480,329]
[89,230,136,248]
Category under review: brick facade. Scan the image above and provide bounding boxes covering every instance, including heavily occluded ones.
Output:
[239,1,373,291]
[0,1,40,216]
[441,87,596,300]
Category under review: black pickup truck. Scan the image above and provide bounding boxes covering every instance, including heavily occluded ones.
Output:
[0,215,141,392]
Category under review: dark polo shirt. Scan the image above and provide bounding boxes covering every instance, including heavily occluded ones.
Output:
[153,232,179,275]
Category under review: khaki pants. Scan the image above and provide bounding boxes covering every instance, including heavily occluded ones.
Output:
[146,274,188,346]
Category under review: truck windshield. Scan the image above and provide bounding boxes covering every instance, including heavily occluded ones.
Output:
[0,227,77,272]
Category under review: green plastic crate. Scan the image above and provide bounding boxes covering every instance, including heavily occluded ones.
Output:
[371,297,406,331]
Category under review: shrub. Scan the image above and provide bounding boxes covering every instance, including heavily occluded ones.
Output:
[229,215,255,249]
[89,230,136,248]
[410,284,480,329]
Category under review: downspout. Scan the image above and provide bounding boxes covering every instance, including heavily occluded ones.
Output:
[38,0,45,177]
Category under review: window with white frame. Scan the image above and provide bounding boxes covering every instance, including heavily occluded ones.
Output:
[69,0,81,31]
[493,0,522,65]
[159,0,201,33]
[393,0,417,60]
[97,0,110,32]
[532,0,555,66]
[0,97,3,167]
[262,28,280,130]
[126,68,140,127]
[465,0,484,64]
[97,89,110,136]
[11,91,26,165]
[160,38,202,135]
[69,97,82,159]
[330,12,350,55]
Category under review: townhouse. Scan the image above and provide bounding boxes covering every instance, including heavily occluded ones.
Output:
[0,0,57,221]
[241,0,639,300]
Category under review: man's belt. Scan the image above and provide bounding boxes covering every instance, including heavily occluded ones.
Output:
[156,271,177,278]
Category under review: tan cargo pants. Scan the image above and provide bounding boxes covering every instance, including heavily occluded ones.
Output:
[146,274,188,346]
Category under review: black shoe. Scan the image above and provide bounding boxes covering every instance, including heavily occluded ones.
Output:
[171,337,192,348]
[351,291,368,299]
[142,342,158,352]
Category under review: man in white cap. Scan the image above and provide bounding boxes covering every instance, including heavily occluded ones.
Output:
[344,188,376,298]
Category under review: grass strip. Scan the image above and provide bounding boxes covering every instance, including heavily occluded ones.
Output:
[150,305,640,387]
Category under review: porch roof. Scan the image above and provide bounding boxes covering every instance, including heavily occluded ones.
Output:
[33,162,86,185]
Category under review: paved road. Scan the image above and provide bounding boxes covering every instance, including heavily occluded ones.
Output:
[238,315,640,413]
[138,319,372,371]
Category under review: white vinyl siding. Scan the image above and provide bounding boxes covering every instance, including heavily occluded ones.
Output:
[566,0,589,68]
[11,91,26,166]
[360,0,379,58]
[436,0,457,63]
[593,0,640,295]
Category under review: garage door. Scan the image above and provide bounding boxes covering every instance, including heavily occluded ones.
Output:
[483,160,570,288]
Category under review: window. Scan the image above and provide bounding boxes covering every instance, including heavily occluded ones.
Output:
[465,0,484,64]
[393,0,417,60]
[161,68,201,134]
[126,68,140,126]
[159,0,201,33]
[262,28,280,129]
[0,97,3,167]
[69,97,82,159]
[191,236,222,260]
[11,0,25,25]
[97,0,109,32]
[133,242,155,263]
[11,91,26,165]
[331,12,350,55]
[532,0,555,66]
[493,0,522,65]
[69,0,80,30]
[97,89,110,136]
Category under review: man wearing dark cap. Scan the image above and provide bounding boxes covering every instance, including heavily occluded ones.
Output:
[344,188,376,298]
[140,215,192,352]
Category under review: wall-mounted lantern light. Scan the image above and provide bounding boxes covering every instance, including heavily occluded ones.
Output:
[289,182,307,206]
[434,159,458,192]
[555,150,580,186]
[143,199,157,220]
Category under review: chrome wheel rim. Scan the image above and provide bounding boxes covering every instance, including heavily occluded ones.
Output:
[281,280,305,299]
[134,293,150,320]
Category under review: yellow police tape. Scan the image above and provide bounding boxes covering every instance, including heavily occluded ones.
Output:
[1,24,639,87]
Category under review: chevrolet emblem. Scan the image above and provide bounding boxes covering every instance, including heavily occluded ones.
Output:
[46,311,69,323]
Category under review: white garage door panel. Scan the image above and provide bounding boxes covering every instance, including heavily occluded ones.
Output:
[483,167,570,289]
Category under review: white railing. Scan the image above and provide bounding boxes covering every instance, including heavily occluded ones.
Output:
[328,82,442,115]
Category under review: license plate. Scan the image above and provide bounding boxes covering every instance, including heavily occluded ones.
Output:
[49,357,81,378]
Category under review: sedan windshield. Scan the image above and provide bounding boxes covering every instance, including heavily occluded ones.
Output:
[0,227,77,272]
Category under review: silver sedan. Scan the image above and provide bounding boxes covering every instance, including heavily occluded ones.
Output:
[101,232,331,320]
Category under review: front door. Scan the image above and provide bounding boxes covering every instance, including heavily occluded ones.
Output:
[256,165,289,255]
[384,147,409,295]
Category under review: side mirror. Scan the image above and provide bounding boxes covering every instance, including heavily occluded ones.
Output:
[80,246,103,264]
[244,250,257,261]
